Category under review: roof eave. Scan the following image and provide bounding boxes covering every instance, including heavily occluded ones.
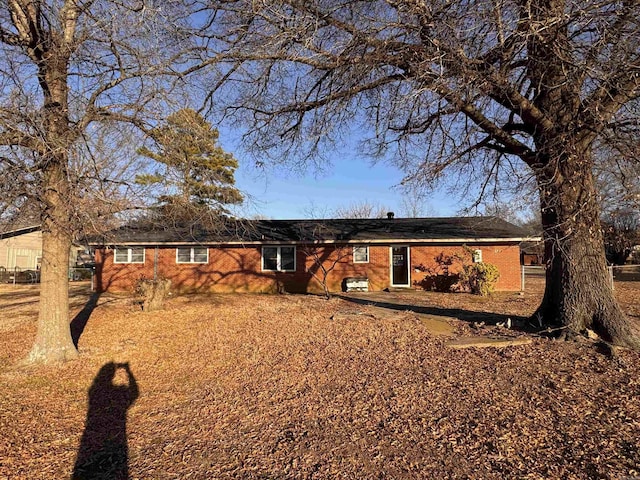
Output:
[0,224,41,239]
[90,236,539,247]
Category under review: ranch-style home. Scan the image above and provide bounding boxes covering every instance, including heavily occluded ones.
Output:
[92,216,533,294]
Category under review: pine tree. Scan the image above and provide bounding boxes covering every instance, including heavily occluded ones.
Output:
[137,109,243,220]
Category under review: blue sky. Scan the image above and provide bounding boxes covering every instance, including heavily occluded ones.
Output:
[217,126,459,220]
[232,155,457,219]
[129,118,461,220]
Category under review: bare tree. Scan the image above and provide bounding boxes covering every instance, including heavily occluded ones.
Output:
[477,200,532,226]
[333,201,390,219]
[602,209,640,265]
[590,147,639,265]
[0,1,198,363]
[294,222,352,298]
[197,0,640,347]
[301,201,333,220]
[596,154,640,221]
[303,244,351,299]
[399,189,437,218]
[303,200,390,219]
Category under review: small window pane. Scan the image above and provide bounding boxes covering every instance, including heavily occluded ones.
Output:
[115,247,144,263]
[353,246,369,263]
[263,247,278,270]
[177,248,191,263]
[193,247,208,263]
[114,249,129,263]
[130,248,145,263]
[281,246,295,271]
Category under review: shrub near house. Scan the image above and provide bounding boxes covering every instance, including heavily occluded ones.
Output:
[413,248,501,296]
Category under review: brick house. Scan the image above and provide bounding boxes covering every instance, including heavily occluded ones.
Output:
[92,216,533,294]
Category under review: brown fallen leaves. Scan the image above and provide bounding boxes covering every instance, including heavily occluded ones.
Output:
[0,281,639,479]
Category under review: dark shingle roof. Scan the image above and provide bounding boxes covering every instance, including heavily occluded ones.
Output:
[0,225,40,239]
[92,217,534,245]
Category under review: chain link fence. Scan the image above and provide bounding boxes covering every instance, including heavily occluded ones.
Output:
[0,266,40,284]
[522,264,640,291]
[611,264,640,283]
[0,266,94,285]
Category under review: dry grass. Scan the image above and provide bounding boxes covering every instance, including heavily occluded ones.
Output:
[0,280,639,479]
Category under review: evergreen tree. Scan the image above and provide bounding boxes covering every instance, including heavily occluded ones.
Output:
[0,1,201,363]
[137,109,243,220]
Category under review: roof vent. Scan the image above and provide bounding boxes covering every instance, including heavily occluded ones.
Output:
[387,212,395,219]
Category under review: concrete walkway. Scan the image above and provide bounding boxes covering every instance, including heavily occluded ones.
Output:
[339,291,534,346]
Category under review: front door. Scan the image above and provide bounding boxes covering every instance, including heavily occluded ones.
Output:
[391,246,410,287]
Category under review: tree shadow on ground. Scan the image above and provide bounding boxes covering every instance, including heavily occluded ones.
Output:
[336,294,531,331]
[72,362,139,480]
[0,289,41,302]
[70,293,101,347]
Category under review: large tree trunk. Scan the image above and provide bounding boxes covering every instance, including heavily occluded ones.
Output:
[534,153,640,348]
[28,220,78,363]
[27,162,78,363]
[27,45,79,363]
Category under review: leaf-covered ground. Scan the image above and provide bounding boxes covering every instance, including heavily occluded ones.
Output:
[0,280,639,479]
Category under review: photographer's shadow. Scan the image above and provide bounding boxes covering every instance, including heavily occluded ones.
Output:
[72,362,139,480]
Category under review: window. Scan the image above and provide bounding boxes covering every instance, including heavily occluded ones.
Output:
[262,246,296,272]
[176,247,208,264]
[353,245,369,263]
[114,247,145,264]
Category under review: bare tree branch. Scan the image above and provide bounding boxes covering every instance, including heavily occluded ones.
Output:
[197,0,640,347]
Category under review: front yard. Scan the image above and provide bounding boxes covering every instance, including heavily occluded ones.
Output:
[0,281,639,479]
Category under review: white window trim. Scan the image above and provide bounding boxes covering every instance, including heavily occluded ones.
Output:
[114,247,145,264]
[176,247,209,264]
[353,245,369,263]
[262,246,296,272]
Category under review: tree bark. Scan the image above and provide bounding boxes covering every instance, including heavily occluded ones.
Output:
[26,32,79,363]
[534,152,640,348]
[138,279,171,312]
[27,164,78,362]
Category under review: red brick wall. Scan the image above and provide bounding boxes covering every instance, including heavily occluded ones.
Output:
[95,242,522,293]
[409,243,522,291]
